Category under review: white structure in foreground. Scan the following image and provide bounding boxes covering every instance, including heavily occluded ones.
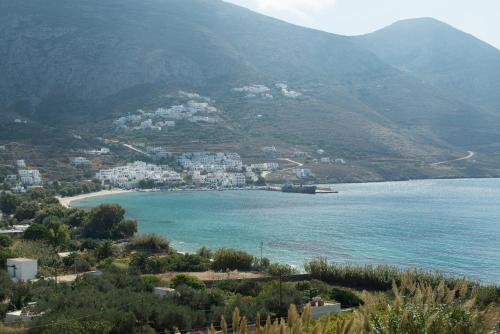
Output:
[310,302,341,319]
[7,258,38,281]
[5,302,40,324]
[154,287,178,298]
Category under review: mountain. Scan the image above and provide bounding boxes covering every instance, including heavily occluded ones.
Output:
[1,0,500,181]
[357,18,500,114]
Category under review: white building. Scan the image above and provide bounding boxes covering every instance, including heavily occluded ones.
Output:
[96,161,182,188]
[7,258,38,281]
[153,287,178,298]
[251,162,279,171]
[16,160,26,168]
[18,169,42,185]
[5,303,40,324]
[295,168,312,179]
[70,157,91,166]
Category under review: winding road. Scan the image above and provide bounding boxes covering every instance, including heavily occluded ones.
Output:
[431,151,475,166]
[262,158,303,179]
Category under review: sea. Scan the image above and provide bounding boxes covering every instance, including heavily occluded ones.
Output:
[73,178,500,284]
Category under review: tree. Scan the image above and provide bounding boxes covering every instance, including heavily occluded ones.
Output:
[23,224,49,240]
[0,247,13,267]
[112,219,137,239]
[83,204,125,239]
[45,218,70,247]
[0,193,17,215]
[14,201,38,221]
[95,240,115,260]
[64,208,88,228]
[34,205,67,225]
[0,269,13,301]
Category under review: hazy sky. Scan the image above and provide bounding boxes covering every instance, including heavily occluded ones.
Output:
[225,0,500,49]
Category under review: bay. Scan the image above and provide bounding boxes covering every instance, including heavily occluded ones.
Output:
[73,178,500,283]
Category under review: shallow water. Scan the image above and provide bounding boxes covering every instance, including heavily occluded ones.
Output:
[74,178,500,283]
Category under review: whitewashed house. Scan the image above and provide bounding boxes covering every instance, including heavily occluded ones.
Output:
[7,258,38,281]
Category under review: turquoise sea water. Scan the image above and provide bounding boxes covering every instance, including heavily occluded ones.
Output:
[73,178,500,283]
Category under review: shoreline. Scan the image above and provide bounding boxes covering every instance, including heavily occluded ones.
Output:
[57,189,133,208]
[58,176,499,207]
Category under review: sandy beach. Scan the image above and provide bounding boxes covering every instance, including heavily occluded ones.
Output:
[57,189,133,208]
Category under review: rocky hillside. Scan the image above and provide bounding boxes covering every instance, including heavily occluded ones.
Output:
[1,0,500,181]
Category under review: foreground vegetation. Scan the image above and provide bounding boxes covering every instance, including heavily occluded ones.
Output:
[0,189,498,333]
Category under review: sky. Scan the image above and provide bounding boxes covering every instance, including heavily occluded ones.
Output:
[224,0,500,49]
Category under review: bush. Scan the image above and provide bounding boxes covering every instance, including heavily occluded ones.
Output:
[212,248,254,271]
[0,234,12,248]
[0,193,17,214]
[267,263,298,276]
[14,201,38,221]
[305,258,461,291]
[23,224,49,240]
[127,234,170,253]
[170,274,205,290]
[0,247,13,267]
[329,287,364,308]
[112,219,137,239]
[214,279,262,296]
[163,253,210,272]
[196,246,212,259]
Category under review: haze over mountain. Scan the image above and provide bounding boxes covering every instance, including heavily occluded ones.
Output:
[1,0,500,181]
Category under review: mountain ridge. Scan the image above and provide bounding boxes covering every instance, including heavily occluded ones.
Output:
[1,0,500,181]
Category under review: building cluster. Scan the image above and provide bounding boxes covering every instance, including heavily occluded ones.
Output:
[113,92,220,132]
[70,157,91,167]
[5,160,43,192]
[84,147,110,155]
[146,147,173,161]
[96,161,182,189]
[178,152,257,188]
[250,163,280,171]
[275,82,302,98]
[232,83,302,99]
[233,84,273,98]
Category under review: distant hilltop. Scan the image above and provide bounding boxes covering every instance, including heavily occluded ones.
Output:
[1,0,500,182]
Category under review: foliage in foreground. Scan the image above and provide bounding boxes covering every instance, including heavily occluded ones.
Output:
[211,275,499,334]
[305,258,500,309]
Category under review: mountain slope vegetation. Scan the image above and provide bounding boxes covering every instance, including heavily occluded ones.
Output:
[1,0,500,181]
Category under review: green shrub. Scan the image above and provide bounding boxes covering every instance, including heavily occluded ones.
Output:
[212,248,254,271]
[127,234,170,253]
[170,274,205,290]
[14,201,38,221]
[214,279,262,296]
[23,224,49,240]
[267,263,298,276]
[0,234,12,248]
[305,258,462,291]
[329,287,364,308]
[196,246,212,259]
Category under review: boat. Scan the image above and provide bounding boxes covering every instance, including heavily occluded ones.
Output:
[281,184,317,194]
